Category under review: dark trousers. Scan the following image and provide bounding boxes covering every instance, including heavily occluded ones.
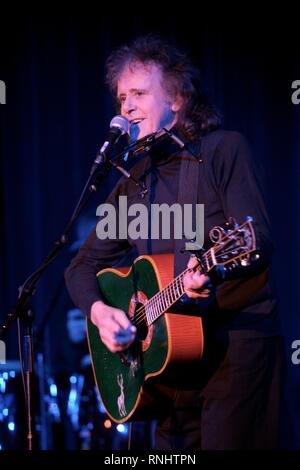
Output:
[155,334,284,450]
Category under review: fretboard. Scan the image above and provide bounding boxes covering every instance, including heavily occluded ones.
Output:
[143,248,215,325]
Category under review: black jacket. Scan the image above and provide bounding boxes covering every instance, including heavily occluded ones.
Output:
[65,130,280,336]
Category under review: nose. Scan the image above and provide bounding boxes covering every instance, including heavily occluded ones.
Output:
[122,95,136,115]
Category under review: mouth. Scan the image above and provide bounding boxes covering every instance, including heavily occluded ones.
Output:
[129,118,144,126]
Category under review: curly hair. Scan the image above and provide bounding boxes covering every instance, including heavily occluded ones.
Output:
[105,35,221,141]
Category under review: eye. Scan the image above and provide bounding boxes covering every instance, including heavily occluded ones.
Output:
[134,91,145,97]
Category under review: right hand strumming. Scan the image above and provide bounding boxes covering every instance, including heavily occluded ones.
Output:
[91,300,136,353]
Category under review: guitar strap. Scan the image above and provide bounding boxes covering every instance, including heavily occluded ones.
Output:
[174,131,225,277]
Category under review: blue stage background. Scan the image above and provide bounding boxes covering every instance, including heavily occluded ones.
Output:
[0,12,299,449]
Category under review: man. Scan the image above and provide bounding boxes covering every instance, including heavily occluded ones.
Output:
[65,35,283,449]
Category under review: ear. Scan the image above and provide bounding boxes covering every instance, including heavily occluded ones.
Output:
[171,95,183,113]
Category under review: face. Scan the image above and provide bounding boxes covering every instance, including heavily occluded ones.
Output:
[117,62,182,141]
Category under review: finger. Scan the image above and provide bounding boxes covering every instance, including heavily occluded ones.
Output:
[201,289,210,295]
[101,332,134,352]
[114,310,136,333]
[121,323,137,334]
[102,316,123,335]
[186,287,210,294]
[99,326,130,352]
[184,290,201,299]
[183,271,194,286]
[193,272,211,287]
[184,273,205,290]
[184,290,209,299]
[114,333,135,345]
[187,255,199,269]
[185,272,210,290]
[115,323,137,337]
[112,334,135,352]
[196,291,210,298]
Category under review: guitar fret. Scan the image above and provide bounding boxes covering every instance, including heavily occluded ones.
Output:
[150,302,154,323]
[145,246,224,325]
[209,247,216,266]
[175,278,180,297]
[145,302,153,325]
[157,294,162,313]
[175,277,181,297]
[147,302,154,324]
[169,285,175,303]
[150,299,157,322]
[138,272,187,328]
[172,281,177,298]
[152,300,158,321]
[177,275,183,292]
[169,285,174,303]
[160,293,165,312]
[165,288,170,308]
[161,291,168,311]
[144,243,231,326]
[154,297,160,319]
[169,288,172,302]
[179,275,185,295]
[163,290,169,309]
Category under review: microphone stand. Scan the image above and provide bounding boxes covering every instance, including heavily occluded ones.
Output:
[0,127,185,450]
[0,146,125,450]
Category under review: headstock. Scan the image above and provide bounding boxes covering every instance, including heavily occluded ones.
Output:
[212,217,258,267]
[191,217,260,280]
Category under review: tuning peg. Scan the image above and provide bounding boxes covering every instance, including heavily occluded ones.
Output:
[241,257,251,266]
[209,225,226,243]
[251,252,260,261]
[227,217,238,229]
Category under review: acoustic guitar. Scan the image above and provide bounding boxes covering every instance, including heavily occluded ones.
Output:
[87,218,257,422]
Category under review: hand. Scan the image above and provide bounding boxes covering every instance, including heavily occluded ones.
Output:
[183,256,211,299]
[91,300,136,353]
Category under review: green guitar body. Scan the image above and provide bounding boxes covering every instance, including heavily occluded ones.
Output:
[87,254,204,423]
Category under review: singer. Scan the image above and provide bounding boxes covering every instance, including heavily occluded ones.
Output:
[65,35,283,450]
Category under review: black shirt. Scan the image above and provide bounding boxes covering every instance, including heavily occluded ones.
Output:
[65,130,281,337]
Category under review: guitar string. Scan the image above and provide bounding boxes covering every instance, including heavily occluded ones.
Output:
[131,235,247,327]
[131,234,235,325]
[135,247,213,323]
[131,264,202,326]
[131,270,187,328]
[129,224,252,328]
[131,253,210,328]
[131,244,236,327]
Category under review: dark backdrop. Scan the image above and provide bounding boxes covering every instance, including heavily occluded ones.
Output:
[0,12,299,449]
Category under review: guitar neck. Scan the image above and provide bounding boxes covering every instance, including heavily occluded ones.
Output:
[143,248,215,326]
[131,218,256,327]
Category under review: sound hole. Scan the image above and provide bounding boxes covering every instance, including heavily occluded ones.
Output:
[133,302,148,341]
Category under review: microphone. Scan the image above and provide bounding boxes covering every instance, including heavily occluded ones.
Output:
[91,115,129,173]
